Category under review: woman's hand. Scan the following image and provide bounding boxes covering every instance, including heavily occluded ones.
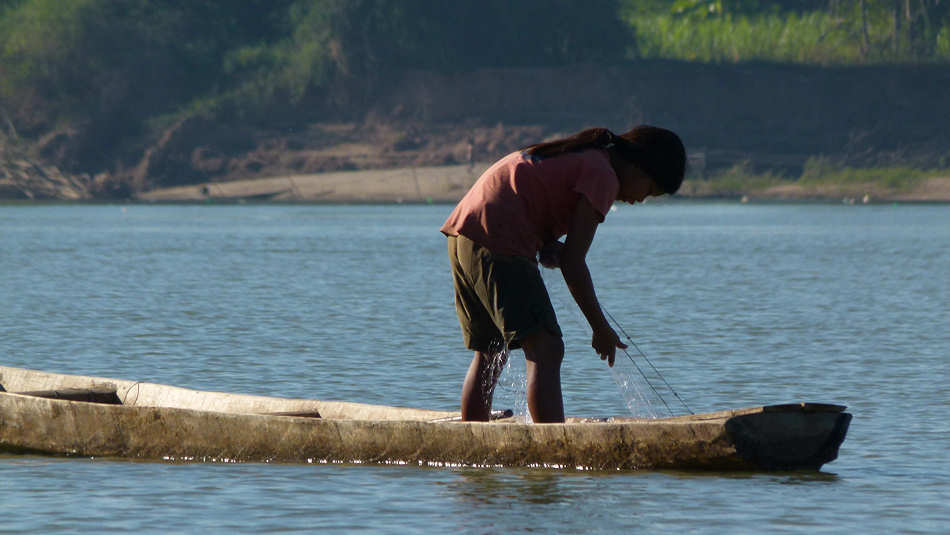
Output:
[539,240,564,269]
[591,325,627,367]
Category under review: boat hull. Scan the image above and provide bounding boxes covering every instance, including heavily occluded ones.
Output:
[0,366,850,470]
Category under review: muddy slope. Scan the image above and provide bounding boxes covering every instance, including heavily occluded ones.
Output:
[3,61,948,199]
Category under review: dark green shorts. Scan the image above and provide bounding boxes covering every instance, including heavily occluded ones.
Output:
[447,234,561,352]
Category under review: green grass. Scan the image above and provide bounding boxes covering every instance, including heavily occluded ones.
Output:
[799,164,936,191]
[682,158,949,198]
[626,11,950,65]
[680,161,787,196]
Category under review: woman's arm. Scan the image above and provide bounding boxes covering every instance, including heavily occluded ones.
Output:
[539,240,564,269]
[559,197,627,366]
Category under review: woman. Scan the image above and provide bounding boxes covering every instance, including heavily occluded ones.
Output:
[441,125,686,422]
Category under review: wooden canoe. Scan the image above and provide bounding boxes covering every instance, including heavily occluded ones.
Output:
[0,365,851,470]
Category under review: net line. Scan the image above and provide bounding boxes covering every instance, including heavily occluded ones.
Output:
[603,306,694,416]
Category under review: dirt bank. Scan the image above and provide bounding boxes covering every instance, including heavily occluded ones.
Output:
[136,163,489,203]
[137,165,950,203]
[135,62,948,192]
[0,151,91,200]
[4,61,950,200]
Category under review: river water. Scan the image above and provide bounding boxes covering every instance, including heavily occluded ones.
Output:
[1,202,948,533]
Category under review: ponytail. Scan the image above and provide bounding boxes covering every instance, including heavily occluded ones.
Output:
[521,128,615,158]
[522,125,686,195]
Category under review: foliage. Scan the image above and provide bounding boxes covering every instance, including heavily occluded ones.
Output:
[696,160,787,194]
[254,0,631,94]
[798,157,935,190]
[668,1,830,18]
[1,0,948,178]
[0,0,290,132]
[629,10,860,63]
[685,156,946,197]
[0,0,631,139]
[621,0,950,64]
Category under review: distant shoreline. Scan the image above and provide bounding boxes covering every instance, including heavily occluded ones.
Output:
[134,163,950,204]
[134,163,482,204]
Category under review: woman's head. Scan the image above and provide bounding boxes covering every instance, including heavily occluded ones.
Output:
[614,125,686,195]
[522,125,686,195]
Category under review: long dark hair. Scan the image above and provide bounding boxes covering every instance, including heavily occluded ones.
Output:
[521,126,686,194]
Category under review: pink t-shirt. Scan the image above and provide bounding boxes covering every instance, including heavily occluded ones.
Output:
[440,148,619,257]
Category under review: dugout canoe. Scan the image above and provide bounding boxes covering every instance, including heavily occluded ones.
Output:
[0,365,850,470]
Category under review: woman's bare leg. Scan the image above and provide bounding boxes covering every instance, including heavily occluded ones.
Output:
[460,350,508,421]
[520,330,565,423]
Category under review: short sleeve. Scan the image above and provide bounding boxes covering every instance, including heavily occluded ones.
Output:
[573,151,619,221]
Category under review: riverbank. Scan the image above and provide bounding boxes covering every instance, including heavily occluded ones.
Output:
[135,163,950,203]
[5,60,950,203]
[134,163,486,203]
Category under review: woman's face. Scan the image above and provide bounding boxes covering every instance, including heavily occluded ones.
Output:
[616,163,662,204]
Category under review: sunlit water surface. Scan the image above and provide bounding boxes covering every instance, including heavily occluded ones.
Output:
[1,202,948,533]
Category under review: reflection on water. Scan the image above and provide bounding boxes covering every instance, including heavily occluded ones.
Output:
[655,468,841,484]
[451,470,570,506]
[448,466,840,510]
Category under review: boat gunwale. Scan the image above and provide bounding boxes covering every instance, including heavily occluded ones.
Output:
[0,365,846,423]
